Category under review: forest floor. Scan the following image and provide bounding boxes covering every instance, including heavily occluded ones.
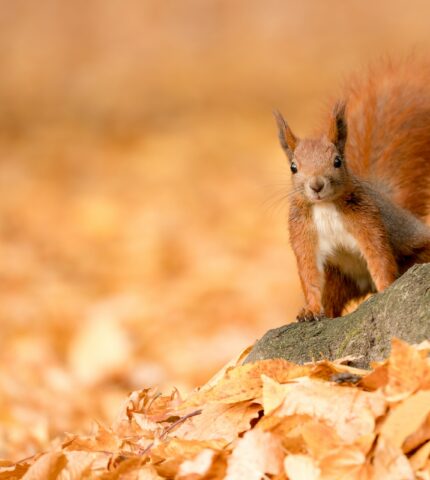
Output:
[3,338,430,479]
[0,119,302,461]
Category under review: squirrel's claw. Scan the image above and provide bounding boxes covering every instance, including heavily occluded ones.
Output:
[296,308,325,323]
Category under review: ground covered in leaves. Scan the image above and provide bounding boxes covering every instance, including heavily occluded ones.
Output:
[0,122,303,461]
[3,338,430,479]
[2,1,430,474]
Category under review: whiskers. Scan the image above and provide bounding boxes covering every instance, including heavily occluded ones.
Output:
[263,184,303,216]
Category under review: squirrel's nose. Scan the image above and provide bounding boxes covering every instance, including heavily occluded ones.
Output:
[309,178,325,193]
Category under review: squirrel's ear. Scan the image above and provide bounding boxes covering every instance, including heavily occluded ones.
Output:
[273,110,297,161]
[329,101,347,154]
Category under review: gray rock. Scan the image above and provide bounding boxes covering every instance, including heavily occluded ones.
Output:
[245,263,430,368]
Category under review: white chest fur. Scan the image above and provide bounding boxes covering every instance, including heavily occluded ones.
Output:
[312,203,372,291]
[312,204,360,259]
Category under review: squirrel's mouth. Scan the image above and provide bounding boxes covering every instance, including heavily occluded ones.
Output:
[307,191,333,203]
[308,192,325,202]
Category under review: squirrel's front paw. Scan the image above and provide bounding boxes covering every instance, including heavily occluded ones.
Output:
[296,308,325,323]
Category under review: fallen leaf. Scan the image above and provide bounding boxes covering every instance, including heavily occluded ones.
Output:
[360,363,389,391]
[151,438,224,479]
[22,452,67,480]
[225,429,283,480]
[318,446,370,480]
[63,423,122,452]
[379,390,430,450]
[174,401,261,443]
[262,374,290,414]
[372,437,414,480]
[198,345,254,394]
[309,360,368,382]
[0,461,30,480]
[57,451,98,480]
[410,441,430,472]
[300,421,343,460]
[258,413,312,455]
[183,359,310,407]
[177,448,216,478]
[284,454,320,480]
[384,339,430,402]
[403,411,430,454]
[272,377,386,443]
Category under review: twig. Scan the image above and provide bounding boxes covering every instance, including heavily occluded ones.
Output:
[139,409,202,457]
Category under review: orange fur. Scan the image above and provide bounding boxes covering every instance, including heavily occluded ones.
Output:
[277,58,430,321]
[339,57,430,218]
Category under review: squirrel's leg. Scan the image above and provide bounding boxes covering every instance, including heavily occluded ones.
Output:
[345,214,398,292]
[289,203,324,322]
[293,241,324,322]
[322,264,362,317]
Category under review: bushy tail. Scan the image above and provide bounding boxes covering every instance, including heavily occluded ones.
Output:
[343,57,430,219]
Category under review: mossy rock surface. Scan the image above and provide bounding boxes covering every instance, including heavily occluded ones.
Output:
[245,263,430,368]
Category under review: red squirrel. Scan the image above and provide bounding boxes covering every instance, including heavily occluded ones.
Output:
[275,59,430,322]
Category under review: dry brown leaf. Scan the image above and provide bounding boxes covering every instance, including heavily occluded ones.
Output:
[384,338,430,402]
[225,429,283,480]
[293,422,374,479]
[360,363,389,391]
[183,359,310,407]
[114,388,181,429]
[410,441,430,472]
[132,413,163,436]
[63,424,122,452]
[372,437,414,480]
[153,438,224,459]
[56,451,99,480]
[5,340,430,479]
[309,360,368,382]
[138,466,166,480]
[403,411,430,454]
[258,413,312,455]
[300,421,343,460]
[416,469,430,480]
[197,345,254,395]
[379,390,430,450]
[174,401,261,444]
[98,459,163,480]
[97,459,163,480]
[0,461,30,480]
[318,446,370,480]
[271,377,386,443]
[22,452,67,480]
[262,374,291,414]
[150,437,224,478]
[284,454,320,480]
[177,449,216,478]
[160,453,228,480]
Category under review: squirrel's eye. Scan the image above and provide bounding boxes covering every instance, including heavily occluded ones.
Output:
[333,156,342,168]
[290,162,298,174]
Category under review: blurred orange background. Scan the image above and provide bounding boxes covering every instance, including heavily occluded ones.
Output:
[1,0,429,460]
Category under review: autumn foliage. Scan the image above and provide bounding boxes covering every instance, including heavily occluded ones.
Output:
[2,338,430,479]
[1,2,430,478]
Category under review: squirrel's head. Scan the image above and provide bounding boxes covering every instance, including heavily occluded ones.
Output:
[275,102,349,203]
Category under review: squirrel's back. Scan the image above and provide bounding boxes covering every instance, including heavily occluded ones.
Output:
[339,57,430,219]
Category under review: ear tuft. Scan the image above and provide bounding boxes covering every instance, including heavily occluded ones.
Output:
[328,101,347,154]
[273,110,297,161]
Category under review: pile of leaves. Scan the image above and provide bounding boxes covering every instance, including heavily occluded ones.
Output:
[2,338,430,479]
